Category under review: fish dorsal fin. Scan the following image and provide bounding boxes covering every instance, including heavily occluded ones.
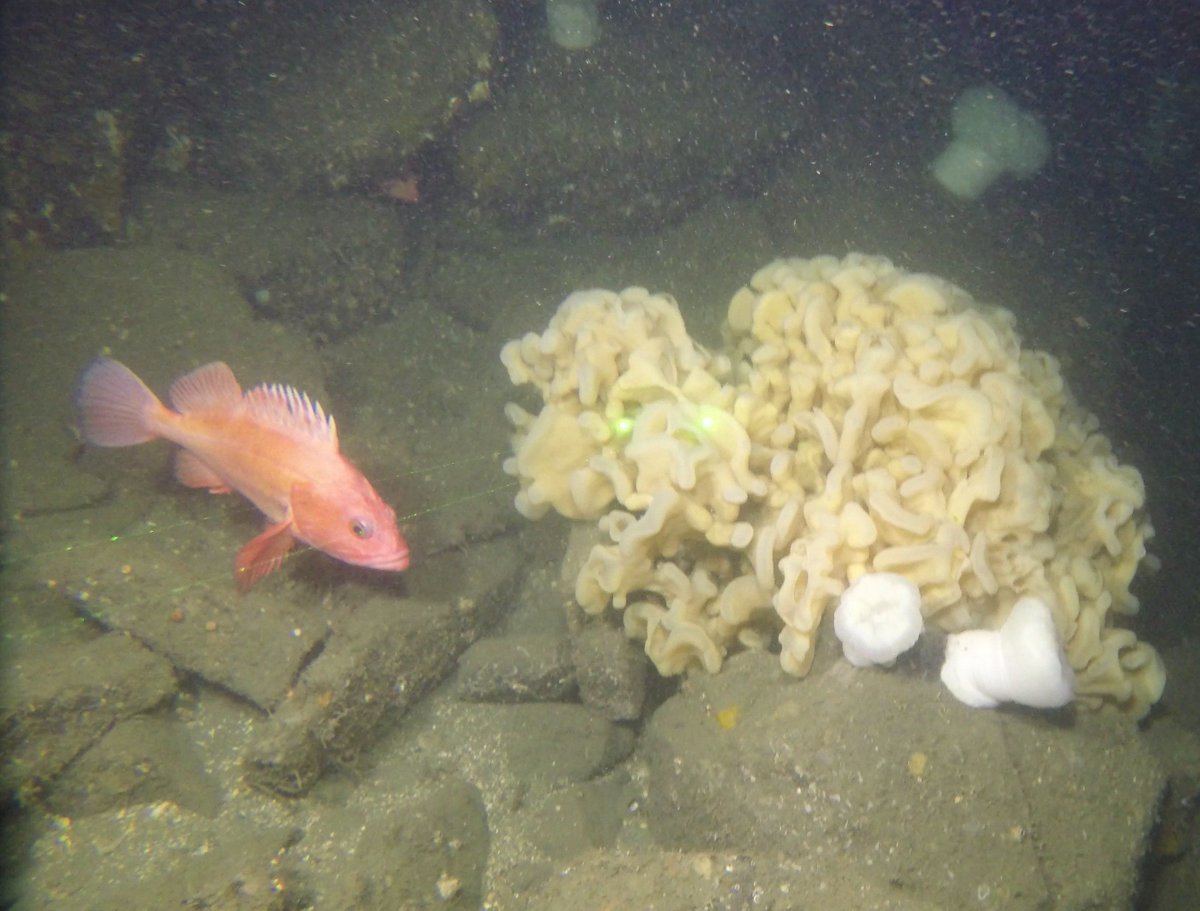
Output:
[170,362,243,413]
[243,382,339,449]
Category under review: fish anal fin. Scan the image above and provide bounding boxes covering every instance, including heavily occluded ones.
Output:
[170,362,242,414]
[175,450,231,493]
[234,520,296,592]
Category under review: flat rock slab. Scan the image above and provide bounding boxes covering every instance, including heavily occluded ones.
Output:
[525,848,947,911]
[1,631,177,800]
[43,714,223,819]
[243,536,522,796]
[21,800,293,911]
[641,651,1166,911]
[38,493,334,712]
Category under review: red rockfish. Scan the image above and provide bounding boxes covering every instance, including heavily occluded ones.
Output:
[76,357,409,591]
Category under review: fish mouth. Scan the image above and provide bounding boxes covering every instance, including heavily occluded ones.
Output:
[363,548,410,572]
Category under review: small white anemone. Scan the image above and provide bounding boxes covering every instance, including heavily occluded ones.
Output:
[932,85,1051,200]
[940,596,1074,709]
[546,0,601,50]
[833,572,924,668]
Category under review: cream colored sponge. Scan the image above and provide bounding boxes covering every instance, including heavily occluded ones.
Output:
[501,254,1164,717]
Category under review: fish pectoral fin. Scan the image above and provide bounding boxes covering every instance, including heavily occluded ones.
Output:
[175,450,231,493]
[234,520,296,592]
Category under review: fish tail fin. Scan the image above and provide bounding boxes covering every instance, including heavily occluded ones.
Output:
[76,357,166,446]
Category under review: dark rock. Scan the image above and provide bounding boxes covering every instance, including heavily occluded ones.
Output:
[134,185,413,343]
[457,633,576,703]
[572,624,648,722]
[418,700,637,795]
[498,704,636,787]
[454,24,803,231]
[206,0,498,192]
[521,777,633,862]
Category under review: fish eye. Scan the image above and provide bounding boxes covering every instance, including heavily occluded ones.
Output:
[350,518,374,539]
